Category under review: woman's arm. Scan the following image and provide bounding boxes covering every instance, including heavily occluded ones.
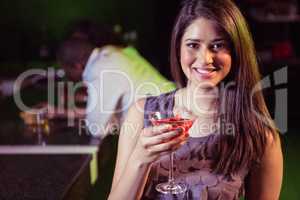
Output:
[108,99,147,199]
[245,132,283,200]
[107,99,188,199]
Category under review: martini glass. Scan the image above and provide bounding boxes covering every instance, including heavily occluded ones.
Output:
[150,112,194,194]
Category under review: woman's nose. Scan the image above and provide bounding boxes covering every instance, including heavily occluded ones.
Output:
[196,48,213,65]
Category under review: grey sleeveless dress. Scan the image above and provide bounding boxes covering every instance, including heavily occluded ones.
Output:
[142,90,249,200]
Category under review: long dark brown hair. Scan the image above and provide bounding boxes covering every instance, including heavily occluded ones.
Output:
[170,0,277,174]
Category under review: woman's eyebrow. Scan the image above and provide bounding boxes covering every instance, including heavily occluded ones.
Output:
[184,38,202,43]
[211,38,226,42]
[184,38,226,43]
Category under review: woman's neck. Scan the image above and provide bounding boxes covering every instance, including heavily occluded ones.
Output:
[175,84,219,118]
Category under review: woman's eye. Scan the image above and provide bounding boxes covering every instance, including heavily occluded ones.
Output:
[186,43,199,49]
[211,43,226,52]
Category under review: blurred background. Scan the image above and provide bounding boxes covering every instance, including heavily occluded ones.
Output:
[0,0,179,80]
[0,0,298,199]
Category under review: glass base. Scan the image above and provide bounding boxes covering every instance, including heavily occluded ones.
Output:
[155,182,187,194]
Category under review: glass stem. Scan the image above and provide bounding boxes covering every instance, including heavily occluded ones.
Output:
[169,151,175,185]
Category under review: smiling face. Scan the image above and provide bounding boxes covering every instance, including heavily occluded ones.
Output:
[180,17,232,88]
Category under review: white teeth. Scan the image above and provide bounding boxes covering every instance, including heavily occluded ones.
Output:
[194,68,215,74]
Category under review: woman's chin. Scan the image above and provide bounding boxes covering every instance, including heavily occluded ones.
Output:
[189,79,218,90]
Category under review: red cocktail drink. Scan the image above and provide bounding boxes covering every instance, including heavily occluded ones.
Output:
[151,116,194,136]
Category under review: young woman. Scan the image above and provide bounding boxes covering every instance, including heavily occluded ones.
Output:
[108,0,283,199]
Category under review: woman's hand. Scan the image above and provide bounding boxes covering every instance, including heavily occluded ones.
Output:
[130,124,188,165]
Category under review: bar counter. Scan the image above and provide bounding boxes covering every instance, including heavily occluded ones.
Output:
[0,118,101,200]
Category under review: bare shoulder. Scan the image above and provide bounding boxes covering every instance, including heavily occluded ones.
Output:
[264,130,282,154]
[118,98,146,140]
[259,129,282,169]
[123,98,146,125]
[116,97,147,152]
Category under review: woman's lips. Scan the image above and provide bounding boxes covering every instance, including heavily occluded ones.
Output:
[192,67,217,79]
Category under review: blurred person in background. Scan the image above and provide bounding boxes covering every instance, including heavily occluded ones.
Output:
[55,20,176,138]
